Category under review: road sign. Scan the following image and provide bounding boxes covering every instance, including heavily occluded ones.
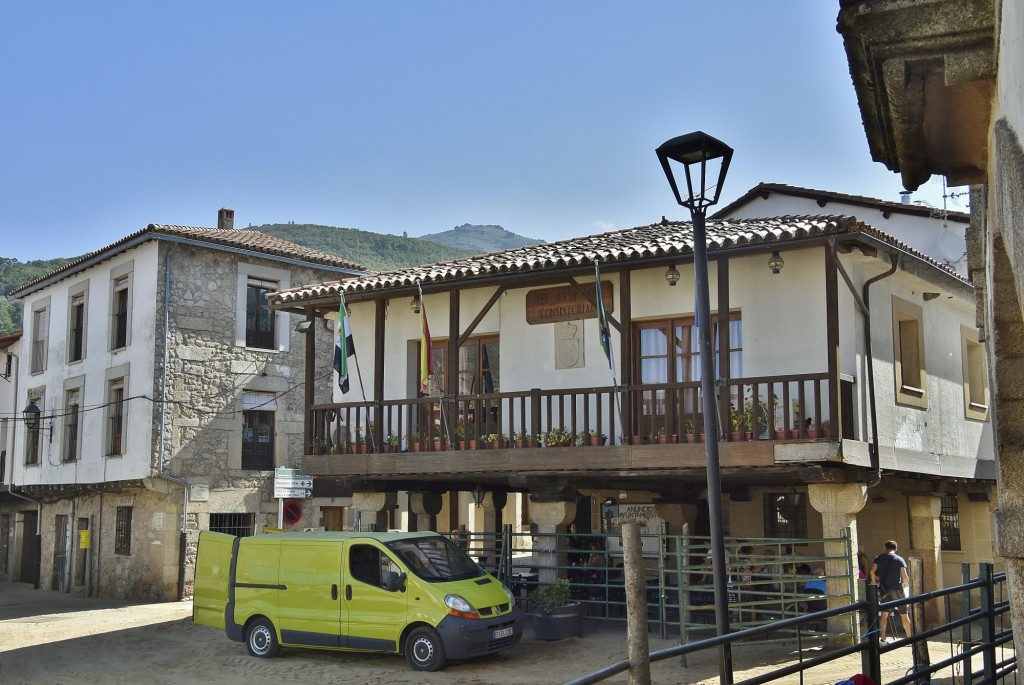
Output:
[283,500,302,525]
[274,487,313,499]
[274,477,313,489]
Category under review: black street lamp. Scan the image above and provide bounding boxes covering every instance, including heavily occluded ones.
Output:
[23,401,41,430]
[656,131,734,684]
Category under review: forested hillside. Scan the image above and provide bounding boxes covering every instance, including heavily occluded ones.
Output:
[0,256,78,333]
[0,222,519,334]
[252,223,475,271]
[420,223,544,252]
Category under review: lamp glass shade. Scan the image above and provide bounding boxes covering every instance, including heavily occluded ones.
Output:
[665,265,680,286]
[769,251,785,275]
[656,131,733,211]
[23,401,41,430]
[410,297,421,314]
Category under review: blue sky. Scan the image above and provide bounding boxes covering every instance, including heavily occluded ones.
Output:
[1,2,965,262]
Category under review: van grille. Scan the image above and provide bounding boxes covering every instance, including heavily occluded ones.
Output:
[478,602,511,617]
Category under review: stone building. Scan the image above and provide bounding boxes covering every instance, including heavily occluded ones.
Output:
[0,210,362,599]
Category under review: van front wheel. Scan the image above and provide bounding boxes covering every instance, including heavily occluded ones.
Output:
[246,618,280,658]
[405,626,446,671]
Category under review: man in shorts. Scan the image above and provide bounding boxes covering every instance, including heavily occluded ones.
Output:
[871,540,912,643]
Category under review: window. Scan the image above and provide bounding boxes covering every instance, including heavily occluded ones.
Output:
[423,337,501,435]
[30,306,48,374]
[68,291,87,363]
[63,388,81,462]
[114,506,132,555]
[763,492,807,539]
[106,379,125,456]
[241,391,276,470]
[961,326,990,421]
[245,278,277,349]
[940,493,962,551]
[635,314,742,433]
[24,394,43,466]
[111,275,130,350]
[348,543,401,588]
[209,513,255,537]
[892,296,927,408]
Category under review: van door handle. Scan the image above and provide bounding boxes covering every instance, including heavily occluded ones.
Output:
[346,585,352,600]
[332,584,338,600]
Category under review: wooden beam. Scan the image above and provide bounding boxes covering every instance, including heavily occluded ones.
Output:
[457,285,505,348]
[303,304,315,452]
[373,298,386,451]
[717,258,731,439]
[825,246,841,440]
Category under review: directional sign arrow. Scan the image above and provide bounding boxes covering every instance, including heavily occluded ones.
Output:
[274,478,314,490]
[274,488,313,499]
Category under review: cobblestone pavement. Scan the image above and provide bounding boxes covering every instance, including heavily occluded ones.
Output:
[0,583,980,684]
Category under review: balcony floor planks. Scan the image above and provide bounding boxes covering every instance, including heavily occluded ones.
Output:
[303,441,781,478]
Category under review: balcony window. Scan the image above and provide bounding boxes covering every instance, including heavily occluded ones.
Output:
[30,307,48,374]
[63,388,81,462]
[106,379,125,456]
[24,395,42,466]
[242,391,276,470]
[68,292,86,362]
[111,275,130,350]
[892,296,927,408]
[245,279,276,349]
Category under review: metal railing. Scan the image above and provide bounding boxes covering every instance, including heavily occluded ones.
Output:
[562,563,1013,685]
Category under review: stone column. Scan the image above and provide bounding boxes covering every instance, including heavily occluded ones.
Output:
[351,492,396,532]
[409,492,442,532]
[808,483,867,643]
[907,494,945,624]
[529,498,576,585]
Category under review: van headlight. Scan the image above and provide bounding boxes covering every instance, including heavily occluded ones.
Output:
[502,584,515,604]
[445,594,480,619]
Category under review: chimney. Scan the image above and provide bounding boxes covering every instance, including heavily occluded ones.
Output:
[218,207,235,230]
[899,192,911,205]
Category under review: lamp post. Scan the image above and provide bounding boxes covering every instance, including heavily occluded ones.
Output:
[656,131,734,684]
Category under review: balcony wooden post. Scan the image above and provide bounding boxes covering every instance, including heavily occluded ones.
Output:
[717,258,731,440]
[826,244,841,439]
[373,298,386,452]
[303,304,315,453]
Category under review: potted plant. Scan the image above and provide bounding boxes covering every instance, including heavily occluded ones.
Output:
[682,420,696,444]
[653,426,668,444]
[409,431,424,453]
[484,433,502,449]
[581,429,606,447]
[309,438,326,455]
[386,432,399,453]
[512,430,530,448]
[728,407,746,442]
[528,578,584,641]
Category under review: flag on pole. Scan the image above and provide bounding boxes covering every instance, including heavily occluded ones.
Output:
[418,295,433,394]
[594,266,613,369]
[334,291,355,394]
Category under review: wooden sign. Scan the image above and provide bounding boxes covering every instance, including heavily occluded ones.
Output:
[525,282,614,325]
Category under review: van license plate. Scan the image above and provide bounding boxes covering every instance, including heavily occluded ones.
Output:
[492,627,514,639]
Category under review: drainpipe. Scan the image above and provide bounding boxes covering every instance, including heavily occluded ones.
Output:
[158,253,190,600]
[830,239,899,487]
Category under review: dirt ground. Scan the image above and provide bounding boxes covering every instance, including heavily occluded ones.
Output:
[0,583,974,684]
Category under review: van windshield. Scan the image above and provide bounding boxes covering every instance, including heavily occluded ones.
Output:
[387,537,484,582]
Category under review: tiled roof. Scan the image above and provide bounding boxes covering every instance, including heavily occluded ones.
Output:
[12,224,364,297]
[712,182,970,223]
[269,214,967,305]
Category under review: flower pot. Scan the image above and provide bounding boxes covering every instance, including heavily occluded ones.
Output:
[774,430,787,441]
[655,435,667,445]
[514,439,524,449]
[410,442,421,453]
[806,429,818,439]
[670,434,679,444]
[630,435,642,445]
[587,436,603,447]
[685,433,696,444]
[729,431,740,442]
[744,431,753,441]
[533,603,585,641]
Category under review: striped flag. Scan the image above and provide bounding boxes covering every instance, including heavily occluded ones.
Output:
[594,267,613,369]
[334,291,355,394]
[419,296,432,393]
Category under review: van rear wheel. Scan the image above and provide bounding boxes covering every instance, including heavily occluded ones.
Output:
[246,618,279,658]
[405,626,446,671]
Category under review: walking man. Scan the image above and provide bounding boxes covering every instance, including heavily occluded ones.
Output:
[871,540,912,643]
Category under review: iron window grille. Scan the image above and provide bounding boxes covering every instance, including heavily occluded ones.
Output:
[114,506,132,555]
[940,493,962,551]
[209,513,256,537]
[763,492,808,539]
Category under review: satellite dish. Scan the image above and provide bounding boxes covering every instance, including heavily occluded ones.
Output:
[938,229,966,263]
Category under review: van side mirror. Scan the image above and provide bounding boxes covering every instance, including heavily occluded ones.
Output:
[383,570,407,592]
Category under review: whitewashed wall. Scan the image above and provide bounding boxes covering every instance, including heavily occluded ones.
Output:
[17,241,159,487]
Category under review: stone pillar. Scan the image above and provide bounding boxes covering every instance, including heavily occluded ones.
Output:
[409,492,442,532]
[907,494,945,625]
[808,483,867,643]
[529,498,576,585]
[351,492,396,532]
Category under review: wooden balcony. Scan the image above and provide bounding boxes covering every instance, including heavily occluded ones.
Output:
[304,373,840,488]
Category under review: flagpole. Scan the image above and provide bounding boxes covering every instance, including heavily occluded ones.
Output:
[594,260,625,443]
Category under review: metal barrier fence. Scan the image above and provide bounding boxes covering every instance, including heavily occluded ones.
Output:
[456,527,855,641]
[561,563,1013,685]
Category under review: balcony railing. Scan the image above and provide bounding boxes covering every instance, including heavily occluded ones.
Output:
[309,372,832,454]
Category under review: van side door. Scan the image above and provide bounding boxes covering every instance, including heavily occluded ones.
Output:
[276,540,344,648]
[344,542,409,653]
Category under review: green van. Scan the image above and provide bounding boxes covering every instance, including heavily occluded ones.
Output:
[193,530,523,671]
